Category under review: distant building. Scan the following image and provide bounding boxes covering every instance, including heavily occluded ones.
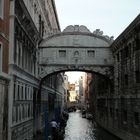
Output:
[67,83,76,102]
[63,74,69,107]
[83,73,93,107]
[69,91,77,102]
[79,76,84,96]
[68,83,75,91]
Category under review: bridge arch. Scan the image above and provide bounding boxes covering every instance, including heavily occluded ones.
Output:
[39,25,114,79]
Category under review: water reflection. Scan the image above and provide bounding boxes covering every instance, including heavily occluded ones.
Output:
[64,110,121,140]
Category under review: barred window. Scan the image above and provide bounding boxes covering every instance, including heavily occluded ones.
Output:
[88,50,95,57]
[116,53,120,62]
[135,38,140,51]
[124,74,128,85]
[134,112,139,125]
[59,50,66,57]
[123,110,127,122]
[136,70,140,83]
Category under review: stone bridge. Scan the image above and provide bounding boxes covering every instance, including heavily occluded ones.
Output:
[39,25,114,78]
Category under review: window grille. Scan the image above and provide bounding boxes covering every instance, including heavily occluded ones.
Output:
[59,50,66,57]
[88,50,95,57]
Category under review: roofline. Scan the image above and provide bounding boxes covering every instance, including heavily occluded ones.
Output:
[41,31,112,45]
[51,0,61,31]
[111,14,140,49]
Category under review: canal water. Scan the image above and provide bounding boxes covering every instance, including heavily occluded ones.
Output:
[63,110,121,140]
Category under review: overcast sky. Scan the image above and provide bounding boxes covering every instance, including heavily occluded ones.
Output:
[65,72,84,83]
[55,0,140,39]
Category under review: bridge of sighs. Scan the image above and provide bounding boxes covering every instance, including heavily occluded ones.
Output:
[39,25,114,78]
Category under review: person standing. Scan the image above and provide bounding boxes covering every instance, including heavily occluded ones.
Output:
[50,119,58,140]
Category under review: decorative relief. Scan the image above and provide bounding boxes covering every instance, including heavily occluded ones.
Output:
[93,29,114,42]
[63,25,91,33]
[63,25,114,43]
[93,29,103,36]
[73,51,79,57]
[39,25,114,79]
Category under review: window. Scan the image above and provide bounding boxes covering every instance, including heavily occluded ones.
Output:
[0,43,3,72]
[124,74,128,85]
[135,38,140,51]
[135,70,140,83]
[110,107,113,117]
[124,46,128,58]
[13,83,16,100]
[123,110,127,123]
[17,85,20,100]
[134,112,139,125]
[116,109,119,119]
[0,0,4,18]
[88,50,95,57]
[59,50,66,57]
[39,15,42,35]
[116,53,120,62]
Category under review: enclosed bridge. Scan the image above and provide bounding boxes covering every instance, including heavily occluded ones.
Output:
[39,25,114,78]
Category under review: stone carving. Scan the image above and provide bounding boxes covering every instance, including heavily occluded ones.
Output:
[74,51,79,57]
[63,26,114,42]
[39,25,114,79]
[93,29,114,42]
[79,25,91,33]
[63,25,91,33]
[109,36,114,42]
[93,29,103,36]
[63,25,75,32]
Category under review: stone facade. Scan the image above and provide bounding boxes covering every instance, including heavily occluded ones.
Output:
[110,14,140,140]
[8,0,63,140]
[39,25,114,78]
[1,0,139,139]
[90,14,140,140]
[0,0,10,139]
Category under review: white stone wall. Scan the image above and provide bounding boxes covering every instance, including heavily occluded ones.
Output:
[39,28,113,77]
[23,0,59,37]
[40,47,113,66]
[8,0,62,140]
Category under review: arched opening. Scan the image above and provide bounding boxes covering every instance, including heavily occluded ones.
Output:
[34,68,114,139]
[34,25,114,139]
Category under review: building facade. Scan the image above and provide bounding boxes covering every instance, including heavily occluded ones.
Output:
[90,14,140,140]
[63,74,69,108]
[0,0,10,139]
[111,14,140,140]
[1,0,139,139]
[83,73,93,109]
[8,0,63,140]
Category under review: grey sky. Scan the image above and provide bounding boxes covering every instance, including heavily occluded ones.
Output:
[55,0,140,38]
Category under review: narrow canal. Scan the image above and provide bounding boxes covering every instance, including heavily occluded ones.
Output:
[63,110,121,140]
